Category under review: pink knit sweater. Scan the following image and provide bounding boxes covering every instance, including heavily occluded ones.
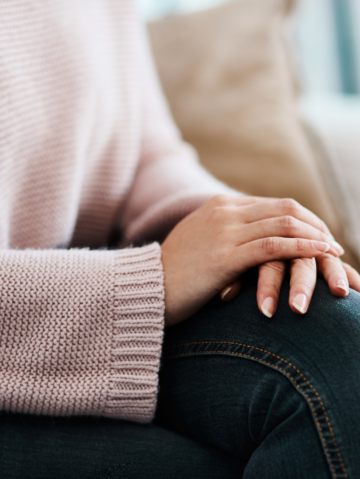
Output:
[0,1,232,422]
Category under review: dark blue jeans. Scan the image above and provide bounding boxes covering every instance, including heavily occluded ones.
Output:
[1,273,360,478]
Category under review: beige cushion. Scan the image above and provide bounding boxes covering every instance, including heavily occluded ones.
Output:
[302,98,360,269]
[147,0,343,239]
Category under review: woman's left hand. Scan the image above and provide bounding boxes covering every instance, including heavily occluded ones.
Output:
[264,256,360,317]
[222,255,360,318]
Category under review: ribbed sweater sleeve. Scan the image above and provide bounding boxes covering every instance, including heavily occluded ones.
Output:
[0,244,164,423]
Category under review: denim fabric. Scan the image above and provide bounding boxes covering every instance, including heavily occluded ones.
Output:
[1,272,360,478]
[0,414,240,478]
[155,272,360,479]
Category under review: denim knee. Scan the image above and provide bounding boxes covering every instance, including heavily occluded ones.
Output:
[162,273,360,369]
[158,274,360,478]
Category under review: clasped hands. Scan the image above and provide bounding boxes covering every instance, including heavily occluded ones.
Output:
[161,195,360,327]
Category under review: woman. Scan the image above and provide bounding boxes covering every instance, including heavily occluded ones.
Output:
[1,1,360,478]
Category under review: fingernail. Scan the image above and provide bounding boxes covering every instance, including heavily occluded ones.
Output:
[221,286,232,301]
[292,294,308,314]
[336,279,348,293]
[261,297,275,318]
[313,241,330,253]
[333,241,345,256]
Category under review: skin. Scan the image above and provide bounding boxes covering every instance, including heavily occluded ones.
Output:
[253,254,360,317]
[161,195,360,327]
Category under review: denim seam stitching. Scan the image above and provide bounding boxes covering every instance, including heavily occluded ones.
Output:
[171,349,337,479]
[169,341,347,479]
[171,340,346,475]
[171,340,345,474]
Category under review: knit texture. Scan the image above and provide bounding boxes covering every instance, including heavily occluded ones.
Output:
[0,245,164,422]
[0,0,234,421]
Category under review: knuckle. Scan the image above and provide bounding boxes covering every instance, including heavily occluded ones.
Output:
[210,205,232,223]
[296,257,316,268]
[261,260,286,275]
[208,206,223,224]
[262,237,281,256]
[291,259,316,279]
[210,194,233,207]
[316,253,331,268]
[280,215,298,232]
[295,238,305,253]
[280,198,300,214]
[322,252,337,263]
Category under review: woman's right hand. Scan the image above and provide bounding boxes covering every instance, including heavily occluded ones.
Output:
[161,195,343,326]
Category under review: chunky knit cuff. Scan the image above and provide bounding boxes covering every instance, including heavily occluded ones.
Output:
[0,245,164,423]
[104,243,165,422]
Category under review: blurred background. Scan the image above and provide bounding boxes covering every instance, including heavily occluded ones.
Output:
[137,0,360,267]
[138,0,360,96]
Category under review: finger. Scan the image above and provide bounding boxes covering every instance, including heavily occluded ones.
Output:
[342,263,360,293]
[237,198,343,252]
[316,254,349,297]
[257,261,286,318]
[236,238,331,272]
[220,280,242,302]
[238,216,340,257]
[208,195,343,255]
[210,195,330,235]
[289,257,317,315]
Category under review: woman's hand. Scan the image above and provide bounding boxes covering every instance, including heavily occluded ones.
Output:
[248,255,360,318]
[161,195,343,326]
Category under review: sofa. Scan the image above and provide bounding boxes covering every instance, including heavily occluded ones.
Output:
[146,0,360,271]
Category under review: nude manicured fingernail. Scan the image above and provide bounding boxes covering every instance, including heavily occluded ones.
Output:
[313,241,330,253]
[292,294,308,314]
[336,279,348,293]
[221,286,232,301]
[261,297,275,318]
[333,242,345,256]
